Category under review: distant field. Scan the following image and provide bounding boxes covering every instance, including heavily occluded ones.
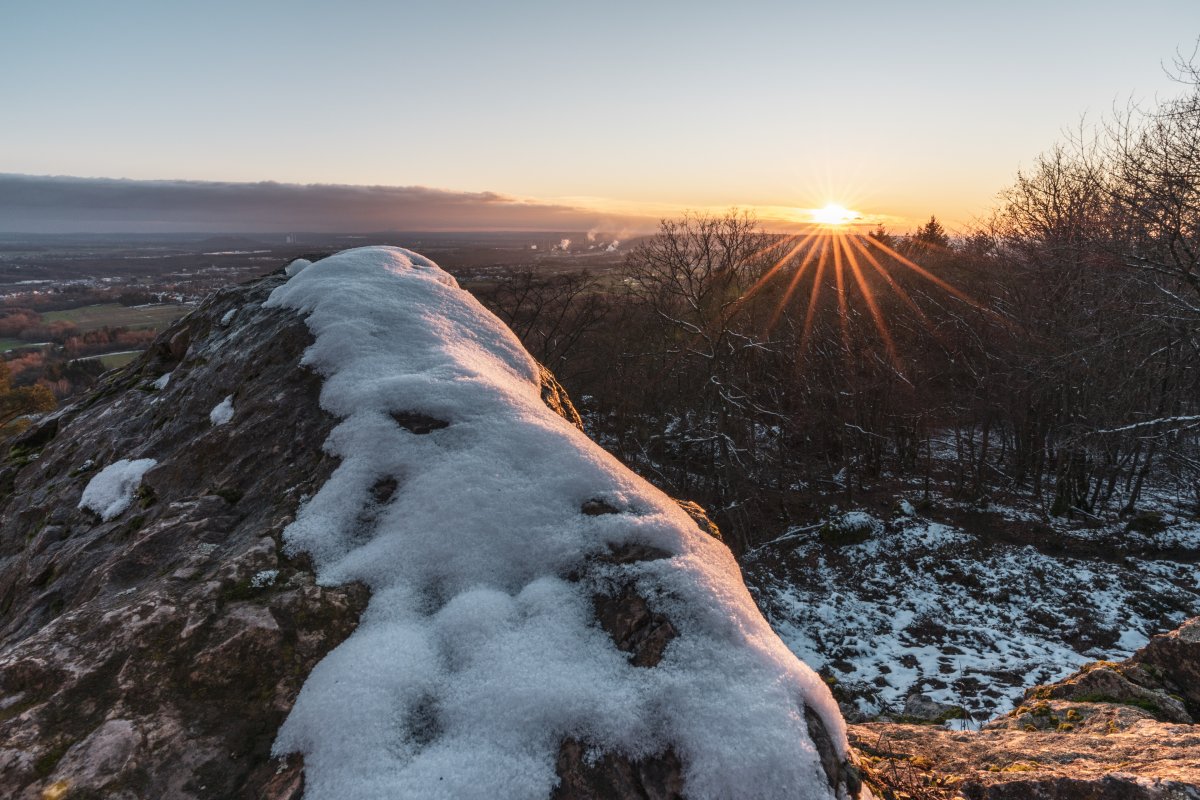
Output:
[70,350,143,369]
[97,351,140,369]
[42,303,194,332]
[0,338,47,352]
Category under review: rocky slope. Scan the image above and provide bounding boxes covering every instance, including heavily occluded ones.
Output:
[0,249,856,800]
[2,246,1195,800]
[853,618,1200,799]
[0,273,366,798]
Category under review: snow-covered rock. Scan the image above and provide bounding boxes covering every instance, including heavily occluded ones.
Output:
[265,247,852,799]
[209,395,234,426]
[0,248,858,800]
[77,458,157,521]
[284,258,310,277]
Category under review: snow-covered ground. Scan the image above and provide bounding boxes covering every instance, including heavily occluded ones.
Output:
[745,504,1200,722]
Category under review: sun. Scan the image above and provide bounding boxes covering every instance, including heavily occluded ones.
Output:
[809,203,861,226]
[732,201,982,374]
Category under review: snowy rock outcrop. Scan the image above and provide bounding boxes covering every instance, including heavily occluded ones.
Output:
[0,248,857,799]
[77,458,157,521]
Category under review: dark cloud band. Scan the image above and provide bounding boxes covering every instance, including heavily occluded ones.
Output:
[0,173,633,233]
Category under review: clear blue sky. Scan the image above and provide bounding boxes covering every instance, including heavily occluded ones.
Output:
[2,1,1196,229]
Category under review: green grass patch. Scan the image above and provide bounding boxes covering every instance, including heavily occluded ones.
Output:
[0,338,47,352]
[210,487,244,505]
[42,303,193,332]
[1073,693,1163,716]
[893,706,968,725]
[98,351,140,369]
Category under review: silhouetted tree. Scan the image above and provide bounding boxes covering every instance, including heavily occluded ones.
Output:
[911,216,950,249]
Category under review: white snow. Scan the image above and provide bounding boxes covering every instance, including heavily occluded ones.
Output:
[209,395,234,426]
[1116,627,1150,651]
[265,247,843,800]
[220,308,237,326]
[837,510,881,536]
[285,258,311,277]
[251,569,279,588]
[78,458,157,521]
[153,372,170,390]
[748,510,1200,720]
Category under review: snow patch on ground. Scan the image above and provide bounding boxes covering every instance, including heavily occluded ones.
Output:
[153,372,170,390]
[838,510,881,536]
[78,458,157,521]
[265,247,843,800]
[746,510,1200,721]
[209,395,234,426]
[220,308,236,326]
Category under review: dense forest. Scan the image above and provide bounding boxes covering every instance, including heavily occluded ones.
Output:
[477,68,1200,554]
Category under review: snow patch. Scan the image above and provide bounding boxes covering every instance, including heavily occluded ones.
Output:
[251,569,279,588]
[265,246,843,800]
[209,395,234,426]
[1117,627,1150,651]
[153,372,170,391]
[220,308,236,326]
[285,258,311,277]
[839,510,881,535]
[748,511,1199,720]
[78,458,157,521]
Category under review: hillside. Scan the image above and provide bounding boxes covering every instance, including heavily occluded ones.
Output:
[0,247,855,799]
[1,246,1197,800]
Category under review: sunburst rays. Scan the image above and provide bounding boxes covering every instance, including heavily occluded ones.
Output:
[748,217,983,373]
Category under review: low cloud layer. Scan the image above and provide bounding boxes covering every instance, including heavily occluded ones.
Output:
[0,173,647,233]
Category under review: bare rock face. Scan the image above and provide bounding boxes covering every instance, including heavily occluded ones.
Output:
[1129,617,1200,721]
[850,617,1200,799]
[1008,619,1200,729]
[0,274,371,799]
[538,364,584,432]
[899,693,968,725]
[851,720,1200,799]
[0,264,858,799]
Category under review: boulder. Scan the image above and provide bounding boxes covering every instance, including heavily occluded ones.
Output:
[850,616,1200,799]
[1129,617,1200,720]
[899,693,969,725]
